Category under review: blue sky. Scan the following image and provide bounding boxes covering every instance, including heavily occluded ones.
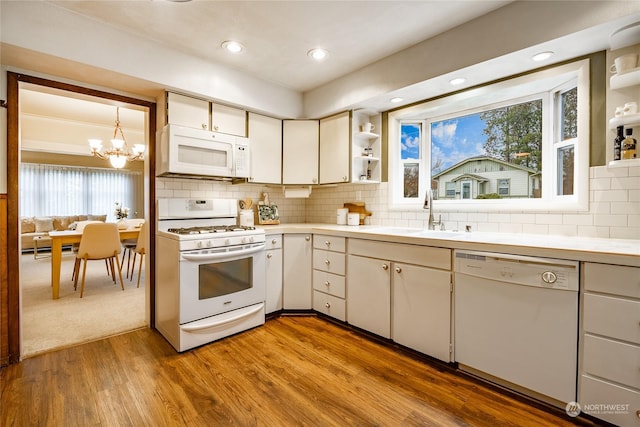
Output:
[401,113,488,174]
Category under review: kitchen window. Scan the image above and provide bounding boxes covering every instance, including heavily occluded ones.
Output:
[388,59,589,212]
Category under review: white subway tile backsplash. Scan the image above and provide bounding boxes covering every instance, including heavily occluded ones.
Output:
[158,164,639,240]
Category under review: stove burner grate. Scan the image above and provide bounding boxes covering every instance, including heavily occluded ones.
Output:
[167,225,256,235]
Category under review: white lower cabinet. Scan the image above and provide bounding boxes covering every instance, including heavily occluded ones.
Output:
[282,234,313,309]
[347,254,391,338]
[265,235,283,314]
[393,264,451,362]
[347,238,452,358]
[579,262,640,426]
[313,235,347,321]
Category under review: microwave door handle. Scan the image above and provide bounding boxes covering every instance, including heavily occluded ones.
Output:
[181,244,265,262]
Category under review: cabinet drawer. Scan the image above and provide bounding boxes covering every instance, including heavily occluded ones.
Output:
[265,234,282,250]
[313,291,346,322]
[313,270,346,298]
[584,263,640,298]
[314,235,346,253]
[584,294,640,344]
[583,334,640,389]
[580,374,640,426]
[313,249,345,275]
[349,239,451,270]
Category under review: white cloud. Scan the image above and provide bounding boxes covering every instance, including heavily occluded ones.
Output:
[431,120,457,148]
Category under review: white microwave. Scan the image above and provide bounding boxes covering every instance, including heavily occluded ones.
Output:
[157,124,250,179]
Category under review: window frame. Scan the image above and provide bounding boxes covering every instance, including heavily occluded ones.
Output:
[387,59,590,212]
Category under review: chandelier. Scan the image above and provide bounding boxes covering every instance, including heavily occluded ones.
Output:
[88,107,145,169]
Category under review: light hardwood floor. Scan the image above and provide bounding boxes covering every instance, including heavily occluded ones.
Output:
[1,316,596,426]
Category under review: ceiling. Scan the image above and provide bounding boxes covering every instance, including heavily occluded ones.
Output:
[46,0,511,93]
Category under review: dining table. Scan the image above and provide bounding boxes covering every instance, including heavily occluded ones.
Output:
[48,227,140,299]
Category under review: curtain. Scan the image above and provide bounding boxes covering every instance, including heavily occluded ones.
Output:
[20,163,143,221]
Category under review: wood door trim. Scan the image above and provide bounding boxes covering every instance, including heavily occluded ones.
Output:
[3,72,157,365]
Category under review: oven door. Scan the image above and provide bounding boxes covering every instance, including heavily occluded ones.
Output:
[178,243,265,324]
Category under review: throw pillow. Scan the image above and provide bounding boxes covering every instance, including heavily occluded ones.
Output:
[53,216,73,231]
[87,214,107,222]
[78,215,88,221]
[20,217,36,233]
[34,217,54,233]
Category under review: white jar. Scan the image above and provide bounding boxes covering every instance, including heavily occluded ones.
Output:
[347,213,360,226]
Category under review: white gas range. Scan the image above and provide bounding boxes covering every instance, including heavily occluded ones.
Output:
[156,198,266,352]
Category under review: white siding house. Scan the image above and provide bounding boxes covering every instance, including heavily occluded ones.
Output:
[433,156,538,200]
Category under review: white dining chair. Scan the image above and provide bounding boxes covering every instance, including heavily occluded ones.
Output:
[73,222,125,298]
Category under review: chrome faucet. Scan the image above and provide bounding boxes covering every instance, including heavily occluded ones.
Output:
[423,189,444,230]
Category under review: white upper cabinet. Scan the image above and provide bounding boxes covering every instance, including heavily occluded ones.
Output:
[167,92,210,130]
[248,112,282,184]
[212,102,247,137]
[319,111,351,184]
[282,120,319,185]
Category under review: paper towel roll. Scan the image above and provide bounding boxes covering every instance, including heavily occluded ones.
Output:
[337,208,349,225]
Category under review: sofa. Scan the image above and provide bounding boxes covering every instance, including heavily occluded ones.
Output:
[20,215,107,252]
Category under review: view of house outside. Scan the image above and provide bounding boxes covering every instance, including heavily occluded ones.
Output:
[400,88,577,200]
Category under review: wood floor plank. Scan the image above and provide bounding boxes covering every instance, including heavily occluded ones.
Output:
[1,316,596,426]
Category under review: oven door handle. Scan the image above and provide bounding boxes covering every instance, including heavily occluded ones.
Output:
[181,303,264,332]
[181,244,265,262]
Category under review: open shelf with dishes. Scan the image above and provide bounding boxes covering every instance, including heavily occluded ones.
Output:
[352,111,382,183]
[607,59,640,167]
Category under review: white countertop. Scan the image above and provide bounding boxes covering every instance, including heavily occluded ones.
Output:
[259,223,640,267]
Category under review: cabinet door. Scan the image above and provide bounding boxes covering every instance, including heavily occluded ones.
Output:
[265,246,283,314]
[347,255,391,338]
[283,234,313,309]
[167,92,210,130]
[319,111,350,184]
[282,120,319,184]
[248,113,282,184]
[393,264,451,361]
[212,103,247,136]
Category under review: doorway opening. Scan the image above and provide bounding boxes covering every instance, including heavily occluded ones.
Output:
[6,72,156,361]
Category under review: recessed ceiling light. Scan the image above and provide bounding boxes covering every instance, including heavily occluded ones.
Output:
[307,48,329,61]
[532,51,554,62]
[222,41,244,54]
[449,77,466,86]
[390,97,403,103]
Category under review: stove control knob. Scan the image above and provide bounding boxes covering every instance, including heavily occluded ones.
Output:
[196,241,202,248]
[206,240,212,247]
[241,237,247,244]
[248,236,255,243]
[225,239,231,246]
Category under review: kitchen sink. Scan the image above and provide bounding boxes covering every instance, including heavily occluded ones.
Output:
[413,230,467,238]
[363,227,423,235]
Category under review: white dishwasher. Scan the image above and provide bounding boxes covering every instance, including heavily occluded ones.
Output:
[454,250,579,407]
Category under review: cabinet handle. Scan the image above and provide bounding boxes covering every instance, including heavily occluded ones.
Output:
[312,178,318,184]
[305,236,310,241]
[324,259,330,265]
[266,253,273,259]
[214,124,219,131]
[325,302,331,309]
[342,176,347,181]
[395,267,402,273]
[324,281,330,287]
[382,264,389,270]
[636,409,640,419]
[271,239,278,244]
[325,240,330,246]
[201,123,207,129]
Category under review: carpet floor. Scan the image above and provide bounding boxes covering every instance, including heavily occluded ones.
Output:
[20,251,147,357]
